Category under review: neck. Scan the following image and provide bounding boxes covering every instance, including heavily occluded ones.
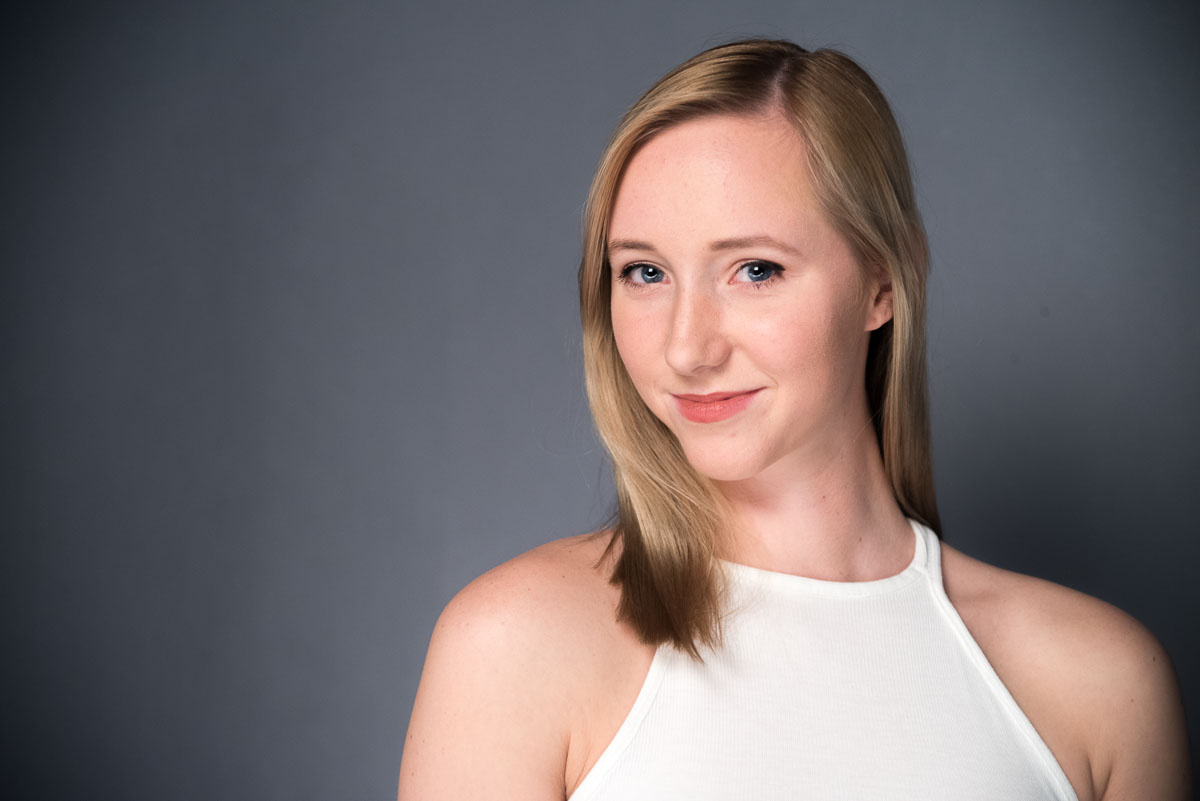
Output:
[712,415,913,582]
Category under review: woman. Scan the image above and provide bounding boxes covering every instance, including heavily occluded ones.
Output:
[398,39,1190,800]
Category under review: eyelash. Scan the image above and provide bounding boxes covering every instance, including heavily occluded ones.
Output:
[616,260,785,290]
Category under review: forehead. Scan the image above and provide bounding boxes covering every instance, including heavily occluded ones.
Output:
[609,112,818,241]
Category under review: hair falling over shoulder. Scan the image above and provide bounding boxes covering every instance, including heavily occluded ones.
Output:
[580,39,940,661]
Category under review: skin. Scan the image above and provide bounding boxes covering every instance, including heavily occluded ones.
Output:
[607,111,909,577]
[397,112,1191,800]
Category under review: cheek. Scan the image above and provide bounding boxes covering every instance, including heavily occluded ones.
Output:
[748,293,864,388]
[610,300,657,388]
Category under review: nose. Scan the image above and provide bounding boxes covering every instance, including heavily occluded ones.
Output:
[665,286,730,375]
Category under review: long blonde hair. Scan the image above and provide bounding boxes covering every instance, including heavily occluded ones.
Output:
[580,39,940,659]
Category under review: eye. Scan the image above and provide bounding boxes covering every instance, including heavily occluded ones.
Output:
[618,263,666,285]
[735,260,784,285]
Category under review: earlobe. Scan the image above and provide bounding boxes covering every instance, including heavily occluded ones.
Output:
[865,272,894,332]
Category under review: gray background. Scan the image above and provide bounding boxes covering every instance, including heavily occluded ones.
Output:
[4,0,1197,798]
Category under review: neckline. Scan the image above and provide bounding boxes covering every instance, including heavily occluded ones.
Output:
[716,517,929,599]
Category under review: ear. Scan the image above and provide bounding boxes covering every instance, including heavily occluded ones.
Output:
[864,266,894,332]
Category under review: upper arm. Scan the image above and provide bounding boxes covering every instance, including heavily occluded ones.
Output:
[397,555,576,801]
[1090,615,1191,801]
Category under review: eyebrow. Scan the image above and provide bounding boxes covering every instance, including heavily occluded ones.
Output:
[607,235,802,257]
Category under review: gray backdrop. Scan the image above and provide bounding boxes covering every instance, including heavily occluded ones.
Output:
[4,0,1197,798]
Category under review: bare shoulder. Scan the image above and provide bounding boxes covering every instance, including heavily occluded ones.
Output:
[398,531,621,801]
[437,530,626,671]
[446,530,619,627]
[940,542,1191,801]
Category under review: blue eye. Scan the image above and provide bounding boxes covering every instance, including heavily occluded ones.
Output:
[619,263,665,284]
[738,260,783,284]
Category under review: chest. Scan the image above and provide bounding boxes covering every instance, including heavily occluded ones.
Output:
[564,593,1093,800]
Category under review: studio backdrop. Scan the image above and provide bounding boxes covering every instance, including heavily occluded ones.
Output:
[4,1,1197,798]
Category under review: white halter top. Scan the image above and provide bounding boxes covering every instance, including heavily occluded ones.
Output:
[568,519,1079,800]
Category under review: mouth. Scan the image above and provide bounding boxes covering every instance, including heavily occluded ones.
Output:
[673,391,755,402]
[671,388,763,423]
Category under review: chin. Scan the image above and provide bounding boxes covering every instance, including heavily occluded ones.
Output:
[678,440,774,483]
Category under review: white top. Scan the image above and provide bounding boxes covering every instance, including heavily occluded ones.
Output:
[568,518,1079,800]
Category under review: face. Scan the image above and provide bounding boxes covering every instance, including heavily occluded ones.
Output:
[608,112,893,484]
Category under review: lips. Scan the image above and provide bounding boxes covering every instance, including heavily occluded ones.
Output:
[674,391,749,402]
[672,389,762,423]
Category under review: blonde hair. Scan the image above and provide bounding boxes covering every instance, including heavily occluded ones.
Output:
[580,39,940,659]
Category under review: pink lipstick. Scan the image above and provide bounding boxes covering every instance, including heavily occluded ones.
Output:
[673,389,762,423]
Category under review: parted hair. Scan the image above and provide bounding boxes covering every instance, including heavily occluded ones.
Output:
[579,39,940,660]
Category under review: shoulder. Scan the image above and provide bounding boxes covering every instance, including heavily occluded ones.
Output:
[446,530,619,620]
[398,531,621,800]
[940,542,1190,801]
[434,531,623,670]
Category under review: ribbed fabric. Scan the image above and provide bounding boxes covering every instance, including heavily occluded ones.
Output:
[568,519,1079,800]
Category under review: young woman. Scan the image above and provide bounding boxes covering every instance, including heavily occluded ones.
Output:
[397,39,1190,800]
